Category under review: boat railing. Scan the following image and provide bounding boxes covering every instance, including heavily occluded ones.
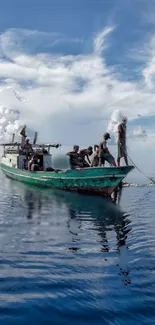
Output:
[0,143,60,148]
[0,143,60,156]
[0,142,20,147]
[4,149,19,154]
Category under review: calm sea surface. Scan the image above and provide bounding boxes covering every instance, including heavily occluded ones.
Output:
[0,171,155,325]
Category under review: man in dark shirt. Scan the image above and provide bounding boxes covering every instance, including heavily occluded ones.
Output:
[66,145,83,169]
[79,146,93,167]
[99,133,116,166]
[117,117,128,166]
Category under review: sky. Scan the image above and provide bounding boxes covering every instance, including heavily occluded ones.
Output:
[0,0,155,182]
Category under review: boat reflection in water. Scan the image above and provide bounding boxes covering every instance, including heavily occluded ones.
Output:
[17,183,132,286]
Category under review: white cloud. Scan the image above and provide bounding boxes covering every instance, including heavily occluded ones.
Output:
[0,105,21,141]
[106,110,148,146]
[0,26,154,168]
[94,27,114,55]
[0,28,82,59]
[129,126,147,139]
[142,36,155,89]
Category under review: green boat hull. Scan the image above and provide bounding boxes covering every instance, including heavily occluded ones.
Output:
[0,163,134,197]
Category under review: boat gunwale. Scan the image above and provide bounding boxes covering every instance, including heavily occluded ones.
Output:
[0,170,127,181]
[0,163,134,180]
[0,163,134,196]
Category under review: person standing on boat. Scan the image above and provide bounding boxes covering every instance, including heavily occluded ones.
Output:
[66,145,83,169]
[91,145,100,167]
[79,146,93,167]
[99,133,116,166]
[20,125,27,148]
[117,117,128,166]
[23,139,33,155]
[21,158,27,170]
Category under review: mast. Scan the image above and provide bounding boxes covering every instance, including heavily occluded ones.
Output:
[33,132,38,145]
[12,133,15,143]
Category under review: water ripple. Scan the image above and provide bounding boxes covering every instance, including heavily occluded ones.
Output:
[0,173,155,324]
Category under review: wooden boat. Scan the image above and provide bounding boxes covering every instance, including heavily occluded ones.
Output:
[0,141,134,197]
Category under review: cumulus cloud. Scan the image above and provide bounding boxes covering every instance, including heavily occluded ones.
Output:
[143,36,155,89]
[107,109,123,144]
[106,109,131,145]
[129,126,147,139]
[0,105,21,141]
[107,109,148,143]
[0,26,155,148]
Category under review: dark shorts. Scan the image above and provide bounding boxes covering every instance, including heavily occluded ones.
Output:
[99,156,105,165]
[118,144,126,158]
[100,153,114,165]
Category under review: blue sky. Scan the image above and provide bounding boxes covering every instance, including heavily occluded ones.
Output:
[0,0,155,181]
[0,0,113,35]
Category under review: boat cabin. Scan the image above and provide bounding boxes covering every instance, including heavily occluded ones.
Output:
[0,142,59,171]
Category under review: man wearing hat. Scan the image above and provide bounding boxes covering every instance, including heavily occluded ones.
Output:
[117,117,128,166]
[99,132,116,166]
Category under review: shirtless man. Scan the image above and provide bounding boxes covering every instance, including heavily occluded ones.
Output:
[117,117,128,166]
[91,145,100,167]
[99,133,116,166]
[23,139,33,154]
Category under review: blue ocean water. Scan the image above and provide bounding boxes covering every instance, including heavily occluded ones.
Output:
[0,171,155,325]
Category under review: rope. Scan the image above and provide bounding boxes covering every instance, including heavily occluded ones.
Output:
[121,146,155,185]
